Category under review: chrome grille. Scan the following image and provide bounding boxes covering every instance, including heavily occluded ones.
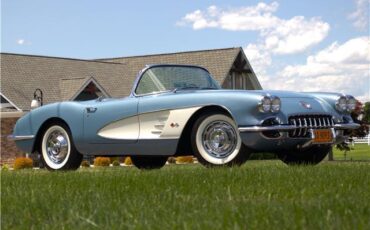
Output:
[288,114,334,138]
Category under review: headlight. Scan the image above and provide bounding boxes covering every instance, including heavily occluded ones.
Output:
[258,96,271,113]
[335,96,347,112]
[271,96,281,113]
[336,95,356,113]
[346,96,356,112]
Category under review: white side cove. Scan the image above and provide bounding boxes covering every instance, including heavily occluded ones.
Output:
[97,107,201,140]
[98,116,139,140]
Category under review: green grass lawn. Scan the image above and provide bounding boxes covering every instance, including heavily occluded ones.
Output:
[333,143,370,160]
[1,161,369,229]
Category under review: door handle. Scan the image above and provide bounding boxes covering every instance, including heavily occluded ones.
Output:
[86,107,97,113]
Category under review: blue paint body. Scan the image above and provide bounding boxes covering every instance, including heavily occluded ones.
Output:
[12,65,355,156]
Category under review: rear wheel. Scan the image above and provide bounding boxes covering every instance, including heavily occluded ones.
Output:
[131,156,168,169]
[277,145,331,165]
[191,112,251,167]
[40,123,82,170]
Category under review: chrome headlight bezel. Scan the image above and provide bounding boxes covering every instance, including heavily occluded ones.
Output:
[346,95,356,112]
[258,96,272,113]
[335,95,356,113]
[258,95,281,113]
[270,96,281,113]
[335,96,347,112]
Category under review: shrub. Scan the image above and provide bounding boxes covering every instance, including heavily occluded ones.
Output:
[13,157,33,170]
[112,160,120,167]
[110,157,120,163]
[81,160,90,168]
[167,157,176,164]
[124,157,132,166]
[176,156,194,164]
[94,157,110,167]
[1,164,9,171]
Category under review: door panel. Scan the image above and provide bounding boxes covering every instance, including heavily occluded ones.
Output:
[84,98,139,144]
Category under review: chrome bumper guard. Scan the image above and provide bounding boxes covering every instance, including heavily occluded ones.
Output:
[7,135,35,141]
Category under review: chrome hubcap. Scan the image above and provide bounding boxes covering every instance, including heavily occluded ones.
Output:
[46,131,69,164]
[202,121,237,158]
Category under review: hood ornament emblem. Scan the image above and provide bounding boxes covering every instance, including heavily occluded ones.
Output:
[300,101,312,109]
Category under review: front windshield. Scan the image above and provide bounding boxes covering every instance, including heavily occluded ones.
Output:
[135,66,221,95]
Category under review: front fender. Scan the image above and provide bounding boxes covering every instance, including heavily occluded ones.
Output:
[12,102,85,153]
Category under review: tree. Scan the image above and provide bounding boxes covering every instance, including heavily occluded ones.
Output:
[336,100,369,152]
[363,102,370,124]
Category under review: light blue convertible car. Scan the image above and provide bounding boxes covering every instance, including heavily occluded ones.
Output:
[10,64,359,170]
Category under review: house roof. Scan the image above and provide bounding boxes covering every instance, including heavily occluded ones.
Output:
[0,47,260,111]
[0,53,127,110]
[97,47,244,84]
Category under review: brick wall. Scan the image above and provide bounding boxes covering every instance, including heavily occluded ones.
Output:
[1,117,25,166]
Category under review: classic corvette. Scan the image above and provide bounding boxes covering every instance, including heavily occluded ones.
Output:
[10,64,360,170]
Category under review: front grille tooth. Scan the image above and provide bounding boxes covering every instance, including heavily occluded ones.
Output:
[288,114,334,138]
[297,119,302,136]
[292,119,297,136]
[303,118,308,136]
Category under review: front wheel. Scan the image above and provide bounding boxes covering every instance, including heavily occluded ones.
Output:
[40,123,83,170]
[131,156,168,169]
[277,145,331,165]
[191,112,251,167]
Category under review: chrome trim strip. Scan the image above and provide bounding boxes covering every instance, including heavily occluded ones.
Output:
[334,123,361,130]
[239,125,296,132]
[7,135,35,141]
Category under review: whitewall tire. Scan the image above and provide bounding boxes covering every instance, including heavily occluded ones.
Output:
[40,123,82,170]
[191,112,251,167]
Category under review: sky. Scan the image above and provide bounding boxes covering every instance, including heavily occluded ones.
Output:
[1,0,369,102]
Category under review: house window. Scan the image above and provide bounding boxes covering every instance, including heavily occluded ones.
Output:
[74,82,104,101]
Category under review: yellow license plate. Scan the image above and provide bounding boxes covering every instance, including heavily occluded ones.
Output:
[313,129,333,143]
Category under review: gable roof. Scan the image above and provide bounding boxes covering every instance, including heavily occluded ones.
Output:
[68,77,111,101]
[60,77,89,101]
[1,47,260,111]
[97,47,244,84]
[0,53,127,110]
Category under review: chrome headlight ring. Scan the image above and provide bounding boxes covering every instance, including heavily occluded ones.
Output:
[335,96,347,112]
[336,95,356,113]
[258,96,272,113]
[270,96,281,113]
[345,95,356,112]
[258,95,281,113]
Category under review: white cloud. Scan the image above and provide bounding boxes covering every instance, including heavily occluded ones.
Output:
[264,16,329,54]
[348,0,370,30]
[243,43,271,75]
[16,39,31,45]
[17,39,25,45]
[269,37,370,102]
[178,2,329,55]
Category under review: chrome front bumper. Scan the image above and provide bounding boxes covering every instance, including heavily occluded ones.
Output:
[238,123,360,133]
[7,135,35,141]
